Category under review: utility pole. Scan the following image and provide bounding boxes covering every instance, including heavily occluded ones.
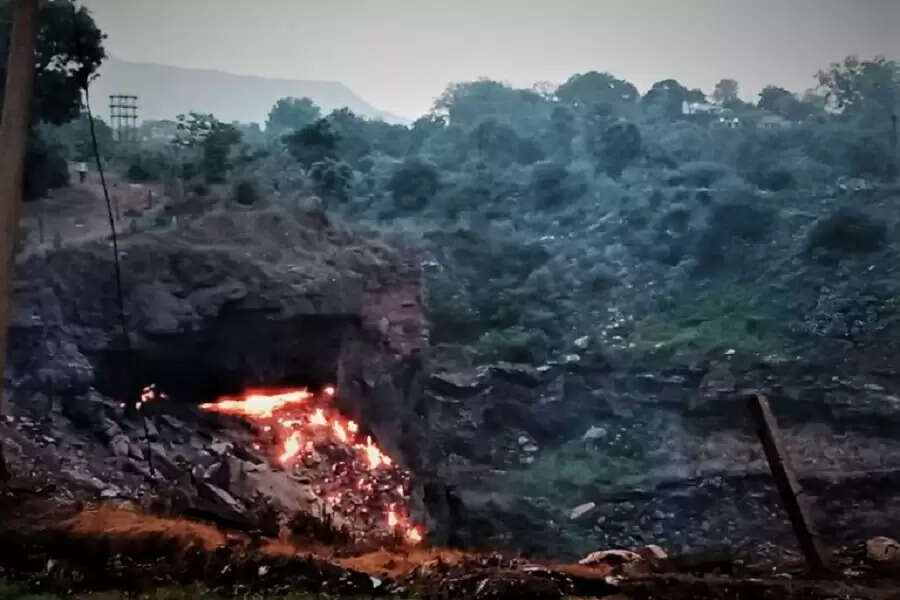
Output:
[0,0,39,481]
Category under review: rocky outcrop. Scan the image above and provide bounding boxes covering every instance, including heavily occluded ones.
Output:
[422,359,900,559]
[5,205,439,535]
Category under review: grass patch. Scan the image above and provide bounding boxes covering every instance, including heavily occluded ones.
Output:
[500,441,646,506]
[627,285,790,362]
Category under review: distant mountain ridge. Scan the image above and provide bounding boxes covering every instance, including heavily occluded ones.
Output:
[90,57,407,126]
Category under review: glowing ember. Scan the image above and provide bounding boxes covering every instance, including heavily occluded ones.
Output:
[279,431,303,464]
[310,408,327,426]
[134,384,168,411]
[333,421,348,443]
[405,527,423,544]
[199,385,424,545]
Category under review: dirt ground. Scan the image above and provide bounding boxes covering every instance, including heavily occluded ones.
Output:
[2,486,900,600]
[16,170,170,259]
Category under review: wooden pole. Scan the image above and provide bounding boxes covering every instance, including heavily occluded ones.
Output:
[747,393,830,574]
[0,0,39,480]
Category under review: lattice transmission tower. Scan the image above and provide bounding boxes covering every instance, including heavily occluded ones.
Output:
[109,94,139,141]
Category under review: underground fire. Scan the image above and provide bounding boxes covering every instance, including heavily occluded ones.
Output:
[199,385,423,545]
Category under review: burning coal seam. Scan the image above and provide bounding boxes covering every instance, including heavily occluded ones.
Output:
[195,385,423,545]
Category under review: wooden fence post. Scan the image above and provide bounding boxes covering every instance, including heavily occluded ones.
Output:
[747,393,830,573]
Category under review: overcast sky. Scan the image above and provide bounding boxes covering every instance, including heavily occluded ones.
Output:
[79,0,900,120]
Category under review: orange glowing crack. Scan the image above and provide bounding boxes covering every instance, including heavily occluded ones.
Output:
[200,389,312,418]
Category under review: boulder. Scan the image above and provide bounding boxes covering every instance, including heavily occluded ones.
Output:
[427,371,488,399]
[582,426,607,441]
[633,544,668,561]
[149,444,182,480]
[579,549,642,567]
[487,362,545,388]
[866,536,900,565]
[109,434,131,458]
[195,481,248,523]
[143,417,159,441]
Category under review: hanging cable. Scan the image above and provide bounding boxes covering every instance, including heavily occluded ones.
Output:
[70,2,129,351]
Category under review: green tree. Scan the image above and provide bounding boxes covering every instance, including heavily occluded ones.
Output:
[53,113,113,161]
[265,97,321,138]
[326,108,373,166]
[309,158,353,205]
[586,118,642,177]
[174,112,241,183]
[434,79,549,131]
[712,78,739,105]
[1,0,106,124]
[408,114,446,154]
[757,85,811,120]
[556,71,639,113]
[530,160,587,207]
[1,0,105,199]
[816,56,899,120]
[643,79,692,120]
[388,158,439,210]
[817,56,899,178]
[283,117,339,167]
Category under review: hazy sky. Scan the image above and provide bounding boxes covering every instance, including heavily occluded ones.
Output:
[79,0,900,120]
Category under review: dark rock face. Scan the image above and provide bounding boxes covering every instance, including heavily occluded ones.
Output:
[422,360,900,560]
[6,207,439,533]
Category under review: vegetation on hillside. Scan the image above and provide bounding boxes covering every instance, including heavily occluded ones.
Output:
[17,6,898,366]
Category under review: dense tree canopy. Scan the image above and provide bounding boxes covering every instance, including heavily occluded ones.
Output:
[1,0,106,124]
[265,97,321,138]
[2,0,106,199]
[556,71,639,114]
[643,79,704,120]
[757,86,812,121]
[816,56,899,124]
[284,118,339,167]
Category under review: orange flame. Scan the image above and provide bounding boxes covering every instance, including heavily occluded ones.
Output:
[201,389,312,418]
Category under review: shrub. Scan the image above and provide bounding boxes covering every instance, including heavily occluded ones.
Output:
[126,161,153,182]
[232,178,261,206]
[309,158,353,204]
[476,326,550,363]
[746,165,795,191]
[530,160,587,207]
[807,208,886,254]
[678,161,734,187]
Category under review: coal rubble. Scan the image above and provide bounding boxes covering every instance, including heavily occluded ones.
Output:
[0,384,421,549]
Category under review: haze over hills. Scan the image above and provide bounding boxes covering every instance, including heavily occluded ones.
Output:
[90,57,408,126]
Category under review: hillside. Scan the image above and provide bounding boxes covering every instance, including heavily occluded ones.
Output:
[90,57,406,125]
